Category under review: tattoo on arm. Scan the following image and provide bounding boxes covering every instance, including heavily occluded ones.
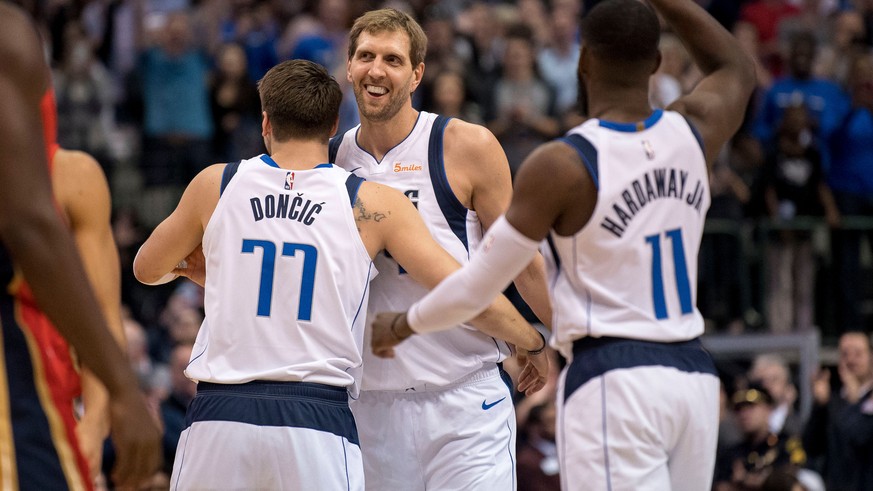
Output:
[354,197,388,225]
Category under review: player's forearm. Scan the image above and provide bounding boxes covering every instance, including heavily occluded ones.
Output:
[468,295,546,352]
[408,216,540,334]
[512,254,553,328]
[649,0,754,80]
[1,212,137,395]
[79,370,111,436]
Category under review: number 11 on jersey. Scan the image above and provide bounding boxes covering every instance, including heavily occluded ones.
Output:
[645,228,692,320]
[242,239,317,321]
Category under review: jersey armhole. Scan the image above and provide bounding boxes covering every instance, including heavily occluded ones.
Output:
[220,161,242,196]
[345,174,365,208]
[680,116,705,156]
[558,134,599,190]
[329,133,345,164]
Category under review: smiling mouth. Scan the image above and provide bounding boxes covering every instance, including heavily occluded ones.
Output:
[365,84,388,96]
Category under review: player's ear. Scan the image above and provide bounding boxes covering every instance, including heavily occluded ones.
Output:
[411,62,425,93]
[262,111,270,138]
[331,117,339,139]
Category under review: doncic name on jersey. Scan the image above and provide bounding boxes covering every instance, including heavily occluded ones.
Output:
[601,167,705,238]
[249,172,324,225]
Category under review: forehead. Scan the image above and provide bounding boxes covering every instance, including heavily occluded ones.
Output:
[354,30,412,60]
[840,334,868,351]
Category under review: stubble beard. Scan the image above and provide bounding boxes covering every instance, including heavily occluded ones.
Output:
[355,79,412,123]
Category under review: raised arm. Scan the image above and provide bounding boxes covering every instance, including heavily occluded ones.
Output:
[444,120,553,327]
[0,5,160,486]
[53,149,125,479]
[659,0,757,166]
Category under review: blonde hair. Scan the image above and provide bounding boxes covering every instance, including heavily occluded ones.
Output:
[348,8,427,67]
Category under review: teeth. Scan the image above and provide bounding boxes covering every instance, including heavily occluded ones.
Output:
[366,85,387,95]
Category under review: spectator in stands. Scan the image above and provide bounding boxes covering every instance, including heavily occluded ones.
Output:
[650,33,692,109]
[209,42,262,162]
[803,331,873,490]
[752,30,850,154]
[517,400,560,491]
[458,1,505,122]
[487,24,560,175]
[714,384,808,491]
[418,6,468,112]
[762,103,840,333]
[814,9,867,84]
[160,343,195,476]
[739,0,801,75]
[536,4,580,119]
[137,11,214,218]
[427,69,483,124]
[827,51,873,332]
[749,354,803,436]
[54,21,116,173]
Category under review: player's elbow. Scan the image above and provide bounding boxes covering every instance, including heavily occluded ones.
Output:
[132,246,161,285]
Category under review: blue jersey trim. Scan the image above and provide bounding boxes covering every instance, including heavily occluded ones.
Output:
[681,115,706,156]
[219,161,241,196]
[329,133,345,164]
[598,109,663,132]
[260,154,280,168]
[345,174,365,208]
[315,163,333,169]
[563,336,717,403]
[188,381,359,445]
[559,134,599,190]
[428,115,469,251]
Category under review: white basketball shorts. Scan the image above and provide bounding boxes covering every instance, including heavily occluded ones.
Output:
[557,337,720,491]
[351,364,517,490]
[170,381,364,490]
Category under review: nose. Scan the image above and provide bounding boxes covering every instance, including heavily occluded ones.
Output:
[368,57,387,78]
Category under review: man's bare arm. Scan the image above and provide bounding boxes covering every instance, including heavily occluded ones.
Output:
[134,164,223,284]
[658,0,757,166]
[0,6,160,486]
[444,120,553,327]
[356,183,548,394]
[53,149,125,479]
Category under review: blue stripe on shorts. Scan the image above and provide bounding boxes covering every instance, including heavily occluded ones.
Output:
[188,381,359,445]
[564,337,717,402]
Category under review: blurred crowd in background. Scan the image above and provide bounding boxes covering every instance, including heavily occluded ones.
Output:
[16,0,873,488]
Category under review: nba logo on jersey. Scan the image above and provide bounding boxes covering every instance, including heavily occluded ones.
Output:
[285,172,295,190]
[642,140,655,160]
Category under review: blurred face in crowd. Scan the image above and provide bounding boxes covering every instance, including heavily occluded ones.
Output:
[839,332,873,382]
[750,361,792,405]
[849,54,873,108]
[433,71,465,113]
[348,29,423,122]
[834,11,865,50]
[218,43,248,79]
[735,400,771,437]
[502,36,535,78]
[788,36,816,79]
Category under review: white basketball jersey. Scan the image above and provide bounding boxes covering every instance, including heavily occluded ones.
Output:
[187,155,375,394]
[331,112,511,390]
[545,110,711,359]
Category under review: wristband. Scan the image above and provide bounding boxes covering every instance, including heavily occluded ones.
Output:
[527,330,547,355]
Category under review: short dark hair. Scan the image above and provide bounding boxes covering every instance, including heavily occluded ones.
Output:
[581,0,660,63]
[257,59,342,142]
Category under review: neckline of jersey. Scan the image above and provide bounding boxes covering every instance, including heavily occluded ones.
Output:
[598,109,664,132]
[259,154,332,169]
